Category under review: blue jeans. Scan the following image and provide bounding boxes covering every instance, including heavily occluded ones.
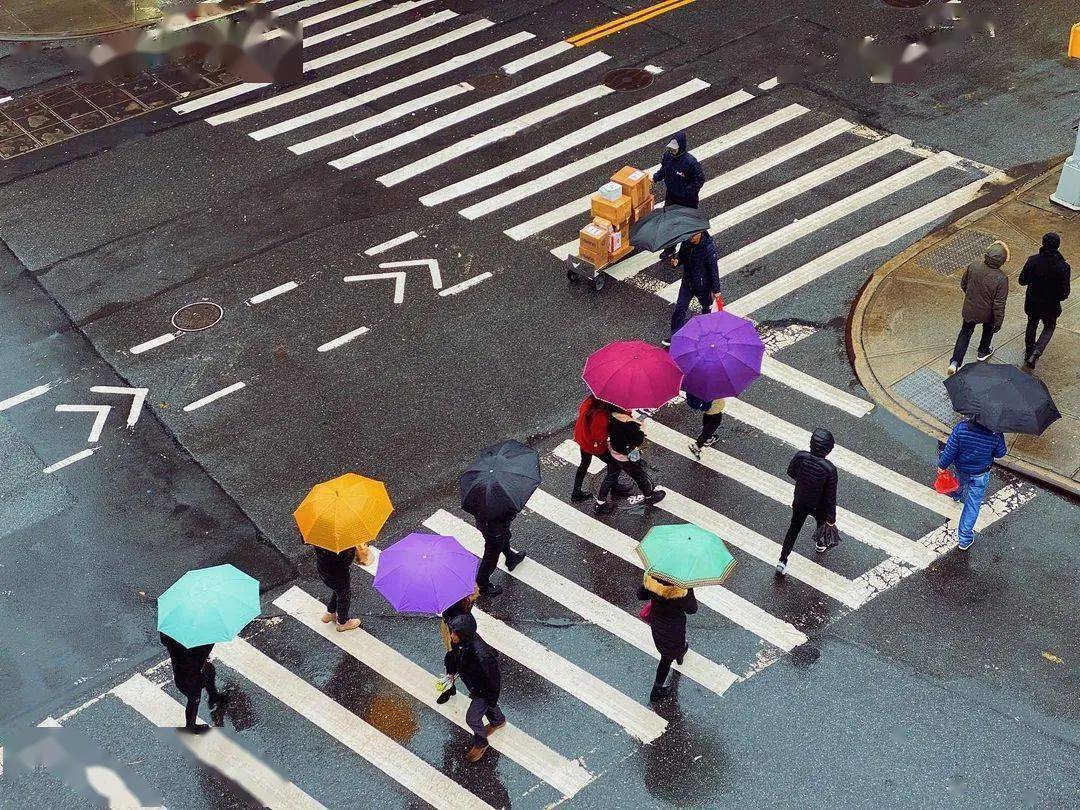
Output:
[952,470,990,546]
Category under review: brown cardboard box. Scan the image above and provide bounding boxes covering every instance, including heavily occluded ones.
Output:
[592,216,614,232]
[631,194,654,224]
[611,165,652,208]
[590,193,631,226]
[579,221,610,268]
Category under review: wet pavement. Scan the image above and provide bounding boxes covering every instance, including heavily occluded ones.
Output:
[0,0,1077,807]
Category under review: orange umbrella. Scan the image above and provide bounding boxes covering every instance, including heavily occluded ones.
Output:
[293,473,393,552]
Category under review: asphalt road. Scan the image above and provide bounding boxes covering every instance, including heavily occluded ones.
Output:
[0,1,1077,807]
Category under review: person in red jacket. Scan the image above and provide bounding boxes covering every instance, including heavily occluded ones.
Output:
[571,395,625,502]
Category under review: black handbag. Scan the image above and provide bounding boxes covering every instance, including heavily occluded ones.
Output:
[812,523,841,550]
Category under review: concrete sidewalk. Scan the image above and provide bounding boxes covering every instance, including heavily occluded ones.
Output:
[852,163,1078,496]
[0,0,250,41]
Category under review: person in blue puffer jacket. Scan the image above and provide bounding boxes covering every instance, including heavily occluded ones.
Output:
[652,131,706,209]
[937,417,1007,550]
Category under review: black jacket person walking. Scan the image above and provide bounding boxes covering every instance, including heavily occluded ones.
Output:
[474,513,526,599]
[160,632,226,733]
[637,573,697,702]
[776,429,838,575]
[652,132,706,209]
[314,546,362,632]
[1019,232,1071,369]
[445,613,505,763]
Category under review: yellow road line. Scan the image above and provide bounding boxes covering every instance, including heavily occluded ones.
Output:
[567,0,695,47]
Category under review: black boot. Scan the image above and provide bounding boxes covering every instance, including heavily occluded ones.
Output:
[506,550,527,571]
[649,682,671,702]
[571,489,591,502]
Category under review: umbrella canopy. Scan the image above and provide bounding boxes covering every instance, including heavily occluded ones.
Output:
[373,533,479,614]
[459,440,541,522]
[637,524,736,588]
[670,311,764,400]
[944,362,1060,435]
[294,473,393,553]
[158,564,260,648]
[583,340,684,410]
[630,204,711,253]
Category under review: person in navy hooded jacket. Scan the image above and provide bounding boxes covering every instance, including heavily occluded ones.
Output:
[653,132,706,209]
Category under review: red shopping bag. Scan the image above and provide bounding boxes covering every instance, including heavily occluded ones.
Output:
[934,469,960,494]
[638,602,652,623]
[713,293,724,311]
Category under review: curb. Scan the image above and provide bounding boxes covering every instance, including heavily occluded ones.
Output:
[849,160,1080,499]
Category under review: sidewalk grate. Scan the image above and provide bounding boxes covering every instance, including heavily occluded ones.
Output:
[0,62,239,160]
[915,229,997,276]
[892,367,961,426]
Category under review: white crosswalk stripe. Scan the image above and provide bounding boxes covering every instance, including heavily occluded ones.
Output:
[303,9,458,72]
[425,510,742,696]
[501,41,574,75]
[303,0,434,48]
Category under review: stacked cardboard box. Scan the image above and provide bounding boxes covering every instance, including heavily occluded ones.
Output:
[612,165,655,225]
[576,167,653,270]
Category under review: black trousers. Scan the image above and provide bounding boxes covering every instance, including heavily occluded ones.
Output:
[950,320,994,365]
[780,504,829,563]
[476,528,514,587]
[598,457,653,501]
[695,412,723,446]
[1024,314,1057,362]
[671,281,713,336]
[182,662,220,728]
[573,449,618,494]
[654,655,674,686]
[325,587,351,623]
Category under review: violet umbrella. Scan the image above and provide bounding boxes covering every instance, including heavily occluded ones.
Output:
[373,533,479,614]
[670,312,764,401]
[583,340,684,410]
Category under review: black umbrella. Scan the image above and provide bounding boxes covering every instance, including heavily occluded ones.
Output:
[459,440,541,521]
[630,204,710,253]
[944,362,1060,435]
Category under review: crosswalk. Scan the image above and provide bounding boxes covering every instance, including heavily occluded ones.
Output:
[22,1,1046,806]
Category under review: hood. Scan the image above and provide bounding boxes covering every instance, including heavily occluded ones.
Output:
[809,429,834,457]
[448,612,477,642]
[643,573,688,599]
[1042,232,1061,251]
[670,132,687,155]
[983,240,1008,269]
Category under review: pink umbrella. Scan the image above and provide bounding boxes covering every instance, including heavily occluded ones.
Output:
[583,340,684,410]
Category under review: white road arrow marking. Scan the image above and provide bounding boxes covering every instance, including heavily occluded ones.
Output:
[54,404,113,443]
[89,386,148,427]
[378,259,442,290]
[343,271,407,304]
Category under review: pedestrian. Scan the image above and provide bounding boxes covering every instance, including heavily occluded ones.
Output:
[685,393,725,459]
[159,632,227,733]
[435,584,480,704]
[314,545,362,632]
[937,416,1006,550]
[474,513,526,598]
[1019,232,1071,371]
[637,572,697,702]
[652,131,705,210]
[776,429,838,575]
[594,408,666,514]
[444,613,505,763]
[662,231,721,347]
[947,240,1010,375]
[571,394,627,502]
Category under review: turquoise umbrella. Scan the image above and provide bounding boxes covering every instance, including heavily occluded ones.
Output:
[637,524,736,588]
[157,564,261,648]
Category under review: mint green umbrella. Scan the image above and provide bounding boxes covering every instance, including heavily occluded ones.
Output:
[637,524,736,588]
[158,564,260,648]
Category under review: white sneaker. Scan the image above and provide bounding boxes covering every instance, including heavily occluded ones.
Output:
[976,350,994,362]
[775,560,787,575]
[947,361,958,376]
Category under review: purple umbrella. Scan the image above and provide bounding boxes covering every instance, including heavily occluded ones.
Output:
[670,311,765,400]
[373,533,479,614]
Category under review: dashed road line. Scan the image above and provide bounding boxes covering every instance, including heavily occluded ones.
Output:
[316,326,370,353]
[130,333,178,355]
[439,272,492,296]
[248,281,299,305]
[182,381,246,412]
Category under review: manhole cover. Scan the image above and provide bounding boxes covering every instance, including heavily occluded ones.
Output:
[882,0,929,7]
[603,68,653,92]
[917,229,997,276]
[172,301,223,331]
[471,72,514,95]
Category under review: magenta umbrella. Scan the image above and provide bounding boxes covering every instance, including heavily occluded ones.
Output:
[583,340,684,410]
[670,311,764,400]
[373,533,478,614]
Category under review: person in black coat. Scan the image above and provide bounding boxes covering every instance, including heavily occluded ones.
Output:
[638,573,697,702]
[594,409,666,514]
[663,231,722,345]
[474,513,526,599]
[652,131,706,209]
[314,546,361,632]
[445,613,505,763]
[777,429,838,575]
[159,632,226,733]
[1019,232,1071,370]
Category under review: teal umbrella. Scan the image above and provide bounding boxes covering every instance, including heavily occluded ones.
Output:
[157,564,261,648]
[637,524,736,588]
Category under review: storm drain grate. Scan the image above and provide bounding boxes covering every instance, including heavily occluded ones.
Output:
[917,229,998,276]
[470,72,514,95]
[603,68,654,92]
[172,302,223,332]
[891,367,960,426]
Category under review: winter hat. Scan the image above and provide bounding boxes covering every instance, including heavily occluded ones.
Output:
[1042,232,1061,250]
[983,240,1009,269]
[448,613,477,642]
[809,429,834,457]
